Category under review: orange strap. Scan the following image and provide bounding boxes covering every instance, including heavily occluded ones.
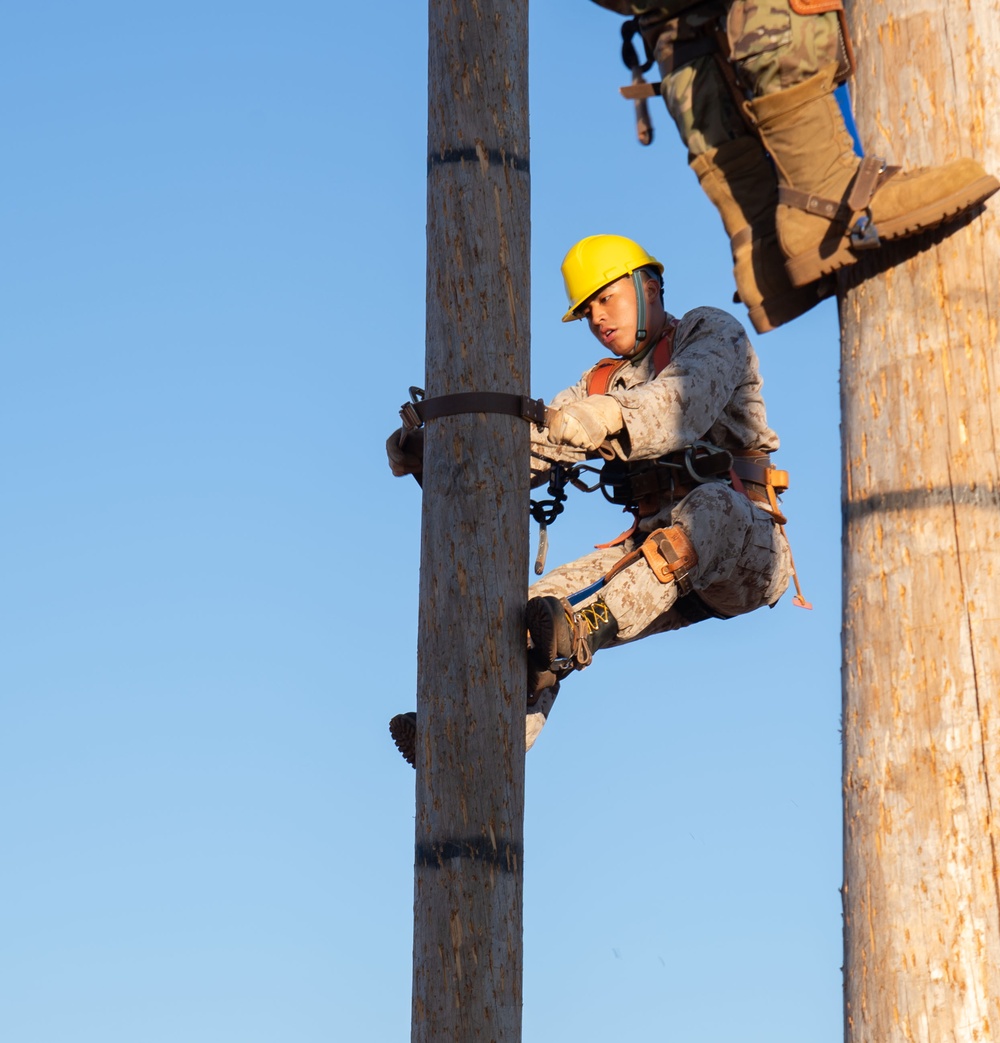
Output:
[650,324,676,376]
[788,0,841,13]
[586,357,628,397]
[584,321,678,396]
[779,524,813,610]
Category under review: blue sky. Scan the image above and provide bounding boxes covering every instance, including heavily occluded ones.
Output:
[4,4,844,1040]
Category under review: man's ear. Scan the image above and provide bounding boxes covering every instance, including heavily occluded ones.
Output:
[643,274,660,304]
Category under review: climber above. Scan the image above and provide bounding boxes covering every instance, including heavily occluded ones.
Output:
[387,234,801,766]
[591,0,999,332]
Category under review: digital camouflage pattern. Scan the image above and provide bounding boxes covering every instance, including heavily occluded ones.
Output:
[592,0,845,156]
[530,307,792,638]
[532,305,779,490]
[529,482,790,634]
[526,304,792,738]
[722,0,842,96]
[658,0,843,154]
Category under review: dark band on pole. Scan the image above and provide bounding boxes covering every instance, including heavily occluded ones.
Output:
[428,147,529,173]
[844,484,1000,523]
[416,838,523,872]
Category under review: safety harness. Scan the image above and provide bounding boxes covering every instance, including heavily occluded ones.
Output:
[584,316,676,396]
[398,329,810,610]
[582,321,789,539]
[569,321,811,610]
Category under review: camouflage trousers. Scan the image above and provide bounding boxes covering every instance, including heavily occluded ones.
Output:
[654,0,845,156]
[528,482,792,643]
[523,482,791,745]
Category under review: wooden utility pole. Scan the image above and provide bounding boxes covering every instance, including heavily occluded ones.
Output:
[411,2,529,1041]
[840,2,1000,1039]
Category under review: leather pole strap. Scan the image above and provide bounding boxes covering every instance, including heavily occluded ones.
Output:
[400,391,547,432]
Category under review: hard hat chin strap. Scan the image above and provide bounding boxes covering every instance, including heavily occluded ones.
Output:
[631,268,647,355]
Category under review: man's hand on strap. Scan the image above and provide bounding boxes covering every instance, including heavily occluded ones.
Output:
[386,427,424,478]
[546,395,623,452]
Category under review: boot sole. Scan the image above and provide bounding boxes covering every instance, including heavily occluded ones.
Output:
[746,277,835,333]
[525,596,561,670]
[784,174,1000,287]
[389,712,417,768]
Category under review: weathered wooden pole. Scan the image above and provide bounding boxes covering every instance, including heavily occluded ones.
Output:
[840,2,1000,1039]
[411,2,529,1040]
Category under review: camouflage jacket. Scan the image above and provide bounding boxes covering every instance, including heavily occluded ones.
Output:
[531,306,779,485]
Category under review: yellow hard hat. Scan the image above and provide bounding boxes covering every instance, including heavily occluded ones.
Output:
[560,234,663,322]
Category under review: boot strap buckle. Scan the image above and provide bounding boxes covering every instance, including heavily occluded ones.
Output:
[849,213,881,249]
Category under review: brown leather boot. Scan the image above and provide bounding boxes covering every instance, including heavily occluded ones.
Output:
[691,137,832,333]
[747,64,1000,287]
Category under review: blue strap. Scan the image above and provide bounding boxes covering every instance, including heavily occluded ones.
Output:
[835,83,864,158]
[566,577,606,607]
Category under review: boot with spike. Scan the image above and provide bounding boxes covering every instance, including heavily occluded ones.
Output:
[387,596,619,769]
[526,594,619,687]
[747,63,1000,287]
[388,692,559,768]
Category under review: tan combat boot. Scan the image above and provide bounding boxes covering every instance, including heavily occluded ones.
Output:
[690,136,833,333]
[747,63,1000,287]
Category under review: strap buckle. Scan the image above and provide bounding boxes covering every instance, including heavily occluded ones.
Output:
[399,386,425,432]
[683,441,734,483]
[847,156,887,249]
[519,395,548,427]
[849,213,881,249]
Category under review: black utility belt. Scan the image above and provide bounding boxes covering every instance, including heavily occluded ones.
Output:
[598,442,740,507]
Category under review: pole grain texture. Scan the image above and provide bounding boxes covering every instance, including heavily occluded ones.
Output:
[841,2,1000,1041]
[412,2,529,1041]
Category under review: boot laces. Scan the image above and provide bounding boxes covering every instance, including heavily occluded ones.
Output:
[565,599,612,668]
[577,600,611,634]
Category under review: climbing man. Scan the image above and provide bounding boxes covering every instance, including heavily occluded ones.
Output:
[590,0,999,333]
[387,233,797,765]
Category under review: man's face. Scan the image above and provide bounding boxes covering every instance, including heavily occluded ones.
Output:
[577,275,640,357]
